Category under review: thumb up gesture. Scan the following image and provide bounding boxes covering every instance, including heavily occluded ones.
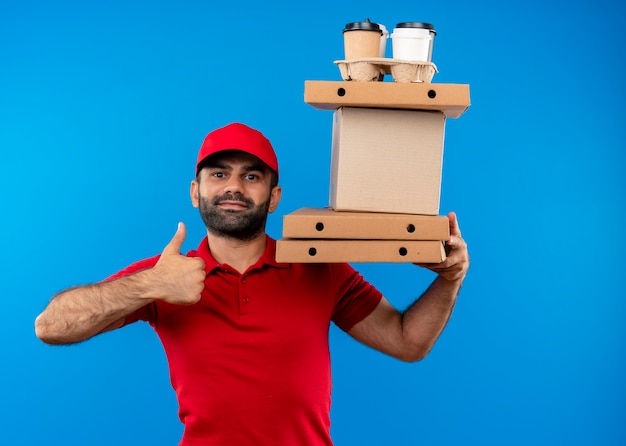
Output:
[151,222,205,305]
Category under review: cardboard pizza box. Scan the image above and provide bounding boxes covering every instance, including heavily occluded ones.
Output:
[275,238,446,263]
[304,80,470,118]
[282,207,450,240]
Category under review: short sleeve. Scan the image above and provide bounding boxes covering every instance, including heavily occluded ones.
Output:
[330,263,383,332]
[103,255,160,282]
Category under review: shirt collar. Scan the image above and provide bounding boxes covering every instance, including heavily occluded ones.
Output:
[188,235,291,276]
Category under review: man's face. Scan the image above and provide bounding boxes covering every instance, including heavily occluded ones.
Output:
[190,151,281,241]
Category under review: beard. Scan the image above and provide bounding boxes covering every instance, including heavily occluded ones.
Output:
[198,192,271,241]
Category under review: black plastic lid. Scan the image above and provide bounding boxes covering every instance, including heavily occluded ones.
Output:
[343,18,382,34]
[396,22,437,35]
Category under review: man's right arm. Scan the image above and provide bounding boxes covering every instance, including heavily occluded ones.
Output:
[34,222,205,345]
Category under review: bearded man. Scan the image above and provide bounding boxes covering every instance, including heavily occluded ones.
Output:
[35,122,469,446]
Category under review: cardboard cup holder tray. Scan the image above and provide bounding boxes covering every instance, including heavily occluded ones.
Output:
[334,58,438,83]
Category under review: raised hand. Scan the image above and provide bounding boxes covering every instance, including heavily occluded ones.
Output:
[416,211,469,282]
[151,222,206,305]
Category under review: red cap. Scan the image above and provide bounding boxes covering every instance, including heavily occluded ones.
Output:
[196,123,279,178]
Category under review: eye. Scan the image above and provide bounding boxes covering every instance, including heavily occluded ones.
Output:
[244,173,259,181]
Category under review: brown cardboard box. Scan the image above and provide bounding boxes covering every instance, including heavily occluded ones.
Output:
[282,207,449,240]
[275,238,446,263]
[304,81,470,118]
[330,107,445,215]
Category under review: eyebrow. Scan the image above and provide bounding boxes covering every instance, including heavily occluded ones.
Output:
[206,161,266,173]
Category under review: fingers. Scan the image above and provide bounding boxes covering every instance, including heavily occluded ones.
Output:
[446,233,466,252]
[419,247,468,281]
[448,211,462,238]
[162,222,187,256]
[415,212,469,281]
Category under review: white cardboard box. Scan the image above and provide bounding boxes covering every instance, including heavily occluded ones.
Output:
[330,107,446,215]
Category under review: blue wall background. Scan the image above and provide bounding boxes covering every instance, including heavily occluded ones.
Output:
[2,0,624,444]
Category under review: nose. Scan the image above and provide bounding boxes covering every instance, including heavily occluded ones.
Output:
[223,175,243,194]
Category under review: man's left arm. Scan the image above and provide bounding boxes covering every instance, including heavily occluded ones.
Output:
[347,211,469,362]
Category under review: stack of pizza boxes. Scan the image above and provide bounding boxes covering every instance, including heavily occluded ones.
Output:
[276,20,470,263]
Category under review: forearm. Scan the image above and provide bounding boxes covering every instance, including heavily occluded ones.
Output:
[35,224,206,345]
[400,275,461,360]
[35,270,157,345]
[349,211,468,362]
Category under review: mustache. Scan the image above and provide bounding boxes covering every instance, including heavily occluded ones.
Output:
[211,193,254,207]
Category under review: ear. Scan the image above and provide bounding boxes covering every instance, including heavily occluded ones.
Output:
[190,179,200,208]
[268,185,282,213]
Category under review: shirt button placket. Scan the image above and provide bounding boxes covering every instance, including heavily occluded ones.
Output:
[239,276,251,314]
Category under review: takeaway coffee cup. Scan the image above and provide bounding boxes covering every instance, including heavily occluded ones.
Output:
[343,19,383,60]
[378,24,389,58]
[391,22,437,62]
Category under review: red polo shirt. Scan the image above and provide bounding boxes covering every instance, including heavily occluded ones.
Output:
[109,236,382,445]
